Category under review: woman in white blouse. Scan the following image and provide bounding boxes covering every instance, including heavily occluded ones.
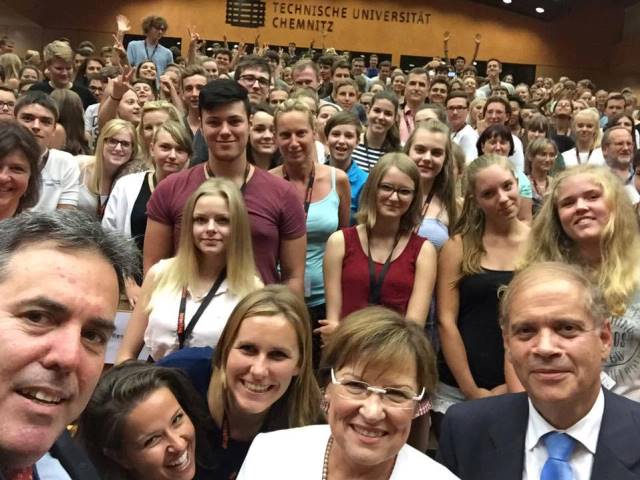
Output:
[117,178,262,361]
[561,108,605,168]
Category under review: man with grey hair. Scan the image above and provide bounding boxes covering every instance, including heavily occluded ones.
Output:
[438,261,640,479]
[0,210,137,480]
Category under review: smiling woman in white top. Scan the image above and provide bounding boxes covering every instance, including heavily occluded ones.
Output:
[116,178,261,362]
[561,108,605,167]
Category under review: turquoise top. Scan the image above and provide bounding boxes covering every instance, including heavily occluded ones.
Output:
[305,167,340,307]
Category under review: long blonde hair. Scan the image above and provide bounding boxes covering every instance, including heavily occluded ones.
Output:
[208,285,323,430]
[90,119,137,195]
[455,154,518,276]
[151,178,259,299]
[520,164,640,316]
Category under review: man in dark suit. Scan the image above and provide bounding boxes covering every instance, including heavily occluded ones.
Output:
[0,211,136,480]
[438,261,640,480]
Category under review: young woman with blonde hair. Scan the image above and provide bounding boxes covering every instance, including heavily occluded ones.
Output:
[519,164,640,400]
[77,118,137,218]
[161,285,323,479]
[561,107,605,167]
[117,178,261,362]
[434,155,529,425]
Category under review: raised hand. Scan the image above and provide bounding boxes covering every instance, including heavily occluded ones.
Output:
[474,33,481,44]
[110,66,134,100]
[116,14,131,33]
[443,31,451,42]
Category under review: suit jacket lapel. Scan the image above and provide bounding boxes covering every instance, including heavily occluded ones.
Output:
[483,394,529,479]
[591,390,640,479]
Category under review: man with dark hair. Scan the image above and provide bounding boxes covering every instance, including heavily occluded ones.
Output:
[447,91,478,162]
[213,48,232,75]
[370,60,391,86]
[317,55,334,97]
[476,58,514,98]
[181,65,208,135]
[15,91,80,211]
[126,15,173,75]
[400,67,430,143]
[366,53,379,78]
[351,56,370,90]
[0,209,137,480]
[601,94,626,128]
[429,76,450,105]
[454,55,466,76]
[144,79,306,294]
[235,55,271,105]
[439,261,640,480]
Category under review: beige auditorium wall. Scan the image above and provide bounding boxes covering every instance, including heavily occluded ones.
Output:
[8,0,632,89]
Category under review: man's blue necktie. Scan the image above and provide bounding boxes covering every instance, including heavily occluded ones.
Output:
[541,431,576,480]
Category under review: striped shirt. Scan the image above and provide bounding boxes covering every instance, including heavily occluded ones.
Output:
[352,143,386,173]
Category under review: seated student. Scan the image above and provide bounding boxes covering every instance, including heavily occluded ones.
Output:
[438,262,640,479]
[158,285,323,479]
[15,91,80,211]
[0,119,41,219]
[78,362,215,479]
[29,40,96,109]
[322,153,437,334]
[238,307,459,479]
[117,179,261,362]
[143,80,306,294]
[324,111,368,221]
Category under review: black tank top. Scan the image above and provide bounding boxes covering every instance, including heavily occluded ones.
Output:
[438,269,514,390]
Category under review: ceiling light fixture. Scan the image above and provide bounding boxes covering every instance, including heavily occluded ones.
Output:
[503,0,512,4]
[536,7,545,13]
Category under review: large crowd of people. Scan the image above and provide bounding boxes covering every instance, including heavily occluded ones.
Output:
[1,11,640,480]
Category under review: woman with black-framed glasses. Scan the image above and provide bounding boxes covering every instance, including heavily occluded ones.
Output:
[237,306,459,479]
[321,153,436,338]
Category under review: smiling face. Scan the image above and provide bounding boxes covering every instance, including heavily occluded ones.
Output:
[132,82,154,105]
[603,128,633,166]
[404,73,428,105]
[276,110,315,165]
[0,244,118,468]
[201,101,250,163]
[504,274,611,424]
[16,103,56,152]
[408,129,446,184]
[191,194,231,257]
[556,174,610,247]
[182,74,207,112]
[367,98,395,137]
[249,111,276,157]
[428,82,448,105]
[376,166,416,219]
[574,113,597,145]
[0,150,31,216]
[151,130,189,178]
[237,67,270,105]
[326,360,417,471]
[446,97,468,131]
[327,124,358,165]
[102,130,134,174]
[484,101,508,126]
[531,144,556,175]
[392,75,405,95]
[119,387,196,480]
[225,314,300,416]
[482,135,511,157]
[473,164,519,220]
[117,90,141,125]
[138,62,157,81]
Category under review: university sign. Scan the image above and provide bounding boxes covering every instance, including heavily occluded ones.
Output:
[226,0,432,31]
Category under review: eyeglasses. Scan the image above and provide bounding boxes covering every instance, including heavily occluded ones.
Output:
[330,369,425,410]
[0,101,15,109]
[238,74,270,88]
[378,183,415,199]
[447,105,468,112]
[105,138,132,149]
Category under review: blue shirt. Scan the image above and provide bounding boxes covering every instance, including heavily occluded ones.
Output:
[126,40,173,75]
[346,160,368,223]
